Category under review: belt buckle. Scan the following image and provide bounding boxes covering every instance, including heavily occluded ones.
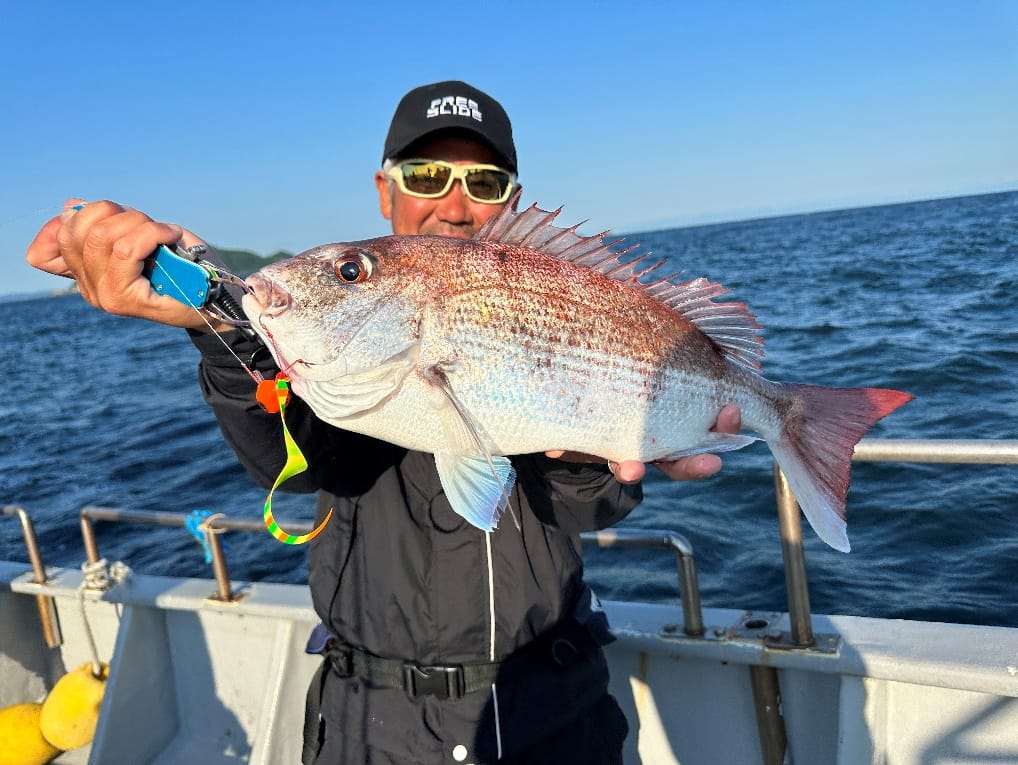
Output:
[403,664,465,700]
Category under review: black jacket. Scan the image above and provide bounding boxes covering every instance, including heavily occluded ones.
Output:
[192,330,642,763]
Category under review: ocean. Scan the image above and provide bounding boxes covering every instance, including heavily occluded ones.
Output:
[2,191,1016,628]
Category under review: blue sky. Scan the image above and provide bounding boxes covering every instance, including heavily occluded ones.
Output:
[2,2,1016,295]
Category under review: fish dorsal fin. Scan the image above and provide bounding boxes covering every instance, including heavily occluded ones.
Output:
[476,192,765,371]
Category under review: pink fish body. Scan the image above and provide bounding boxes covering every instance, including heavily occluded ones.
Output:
[243,200,911,551]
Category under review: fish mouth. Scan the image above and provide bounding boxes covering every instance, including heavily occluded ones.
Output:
[242,275,300,372]
[240,275,350,380]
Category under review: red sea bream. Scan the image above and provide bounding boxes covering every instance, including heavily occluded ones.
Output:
[242,198,912,551]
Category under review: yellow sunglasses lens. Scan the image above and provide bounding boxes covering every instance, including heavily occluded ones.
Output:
[461,168,512,202]
[401,162,453,195]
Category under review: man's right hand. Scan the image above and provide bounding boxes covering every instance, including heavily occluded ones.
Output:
[26,199,222,330]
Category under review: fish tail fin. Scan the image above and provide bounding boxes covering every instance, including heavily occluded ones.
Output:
[767,383,913,552]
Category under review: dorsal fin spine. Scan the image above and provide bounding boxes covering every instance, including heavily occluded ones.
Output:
[475,192,765,371]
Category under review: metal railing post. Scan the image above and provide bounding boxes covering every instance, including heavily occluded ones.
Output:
[204,518,234,602]
[773,466,815,647]
[580,528,704,636]
[81,513,101,565]
[749,664,788,765]
[3,505,62,648]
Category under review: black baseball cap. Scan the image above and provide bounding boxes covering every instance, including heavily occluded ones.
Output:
[382,80,518,173]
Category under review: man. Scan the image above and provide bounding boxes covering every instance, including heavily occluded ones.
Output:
[28,81,739,764]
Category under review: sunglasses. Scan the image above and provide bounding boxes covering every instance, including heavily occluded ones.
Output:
[385,159,516,204]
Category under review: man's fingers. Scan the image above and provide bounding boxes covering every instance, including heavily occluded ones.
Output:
[610,460,645,484]
[712,403,741,434]
[653,453,723,482]
[56,201,129,283]
[547,403,742,484]
[26,216,70,276]
[105,220,184,293]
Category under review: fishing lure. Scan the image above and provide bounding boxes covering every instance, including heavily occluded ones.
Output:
[258,374,333,544]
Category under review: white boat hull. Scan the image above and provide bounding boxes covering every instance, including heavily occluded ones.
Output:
[3,561,1016,765]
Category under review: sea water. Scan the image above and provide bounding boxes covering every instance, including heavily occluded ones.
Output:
[2,191,1015,627]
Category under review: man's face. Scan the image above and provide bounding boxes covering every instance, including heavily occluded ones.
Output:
[374,134,510,238]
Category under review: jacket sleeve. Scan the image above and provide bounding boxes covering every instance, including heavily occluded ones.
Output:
[189,329,352,492]
[513,453,643,534]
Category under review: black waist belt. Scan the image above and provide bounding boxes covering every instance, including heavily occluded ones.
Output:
[321,621,592,701]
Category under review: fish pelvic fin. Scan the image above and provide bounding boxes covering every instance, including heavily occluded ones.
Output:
[475,192,765,371]
[434,453,517,532]
[422,363,521,531]
[767,384,913,552]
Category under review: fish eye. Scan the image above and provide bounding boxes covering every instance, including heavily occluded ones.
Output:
[333,249,375,284]
[338,261,361,281]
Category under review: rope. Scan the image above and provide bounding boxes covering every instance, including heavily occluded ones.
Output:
[77,558,131,677]
[185,510,228,563]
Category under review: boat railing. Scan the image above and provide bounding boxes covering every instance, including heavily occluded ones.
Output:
[578,527,703,635]
[6,438,1018,642]
[752,437,1018,765]
[78,507,274,603]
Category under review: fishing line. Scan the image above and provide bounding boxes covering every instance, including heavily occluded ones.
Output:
[148,257,265,385]
[0,204,67,230]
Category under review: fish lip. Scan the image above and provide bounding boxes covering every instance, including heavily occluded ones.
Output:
[244,274,292,319]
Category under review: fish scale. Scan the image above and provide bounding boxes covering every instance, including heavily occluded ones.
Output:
[243,196,911,551]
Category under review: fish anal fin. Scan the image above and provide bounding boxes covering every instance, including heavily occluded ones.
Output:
[654,433,760,462]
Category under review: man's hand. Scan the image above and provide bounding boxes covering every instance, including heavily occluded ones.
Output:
[546,403,742,484]
[26,199,219,330]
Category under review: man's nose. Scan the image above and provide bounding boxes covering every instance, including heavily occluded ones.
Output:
[434,180,471,222]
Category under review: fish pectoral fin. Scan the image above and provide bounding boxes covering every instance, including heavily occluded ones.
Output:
[656,432,760,461]
[420,362,495,455]
[434,453,517,532]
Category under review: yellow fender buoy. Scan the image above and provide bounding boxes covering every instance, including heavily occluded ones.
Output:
[39,662,108,751]
[0,702,62,765]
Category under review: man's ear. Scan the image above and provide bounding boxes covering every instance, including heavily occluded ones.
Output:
[374,171,393,220]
